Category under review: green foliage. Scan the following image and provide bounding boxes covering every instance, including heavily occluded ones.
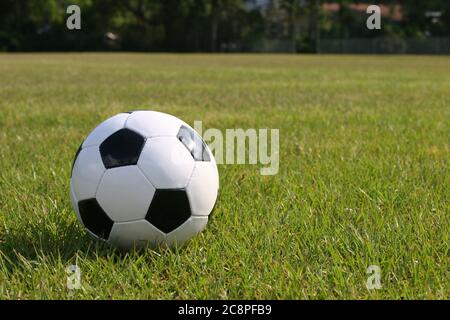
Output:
[0,1,449,52]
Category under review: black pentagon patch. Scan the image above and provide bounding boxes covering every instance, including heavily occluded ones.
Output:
[100,128,145,169]
[78,198,113,240]
[146,190,191,233]
[177,126,210,162]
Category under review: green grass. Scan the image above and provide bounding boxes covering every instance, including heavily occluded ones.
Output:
[0,53,448,299]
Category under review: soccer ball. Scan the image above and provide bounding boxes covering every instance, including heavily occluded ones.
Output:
[70,111,219,250]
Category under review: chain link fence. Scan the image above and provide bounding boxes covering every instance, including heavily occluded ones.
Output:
[318,38,450,54]
[221,38,450,54]
[221,40,295,53]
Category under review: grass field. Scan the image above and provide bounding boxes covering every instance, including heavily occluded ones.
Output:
[0,54,448,299]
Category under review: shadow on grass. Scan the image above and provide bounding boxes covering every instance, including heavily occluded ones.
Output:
[0,216,184,272]
[0,217,102,269]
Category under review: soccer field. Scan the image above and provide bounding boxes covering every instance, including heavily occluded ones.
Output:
[0,54,448,299]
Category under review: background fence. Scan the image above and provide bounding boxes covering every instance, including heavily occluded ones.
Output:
[318,38,450,55]
[221,38,450,54]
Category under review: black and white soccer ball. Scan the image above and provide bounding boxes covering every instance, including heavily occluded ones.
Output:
[70,111,219,250]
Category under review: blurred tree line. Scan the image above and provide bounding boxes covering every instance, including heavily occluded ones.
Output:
[0,0,449,52]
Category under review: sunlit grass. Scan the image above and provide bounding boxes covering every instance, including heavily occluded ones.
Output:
[0,53,448,299]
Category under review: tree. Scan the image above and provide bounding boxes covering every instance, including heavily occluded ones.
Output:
[279,0,305,52]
